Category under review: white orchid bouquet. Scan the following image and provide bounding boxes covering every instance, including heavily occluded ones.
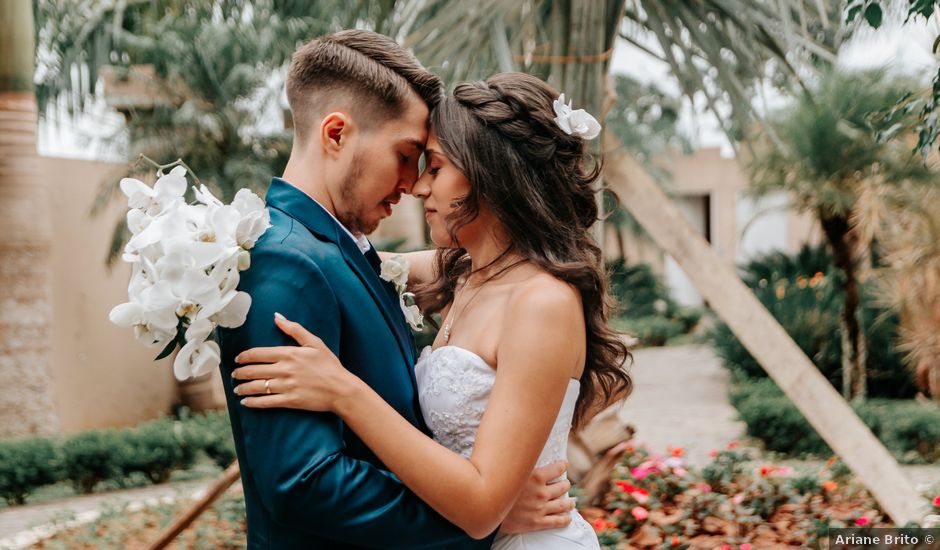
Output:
[109,163,271,380]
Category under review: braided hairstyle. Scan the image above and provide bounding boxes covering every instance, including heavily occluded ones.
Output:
[415,72,632,428]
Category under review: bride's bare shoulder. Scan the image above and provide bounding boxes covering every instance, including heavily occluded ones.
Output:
[505,271,582,323]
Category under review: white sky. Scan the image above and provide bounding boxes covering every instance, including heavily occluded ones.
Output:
[38,14,940,162]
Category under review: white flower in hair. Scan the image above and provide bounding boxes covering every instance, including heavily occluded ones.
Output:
[552,93,601,140]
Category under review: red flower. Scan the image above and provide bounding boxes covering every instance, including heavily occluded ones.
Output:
[591,518,606,531]
[708,450,718,458]
[855,517,870,526]
[933,495,940,508]
[759,466,773,477]
[612,508,624,516]
[727,441,740,449]
[671,536,681,546]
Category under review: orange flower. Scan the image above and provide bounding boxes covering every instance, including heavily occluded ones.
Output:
[825,456,838,467]
[855,516,870,526]
[591,518,606,531]
[822,480,838,492]
[671,536,681,546]
[670,447,684,457]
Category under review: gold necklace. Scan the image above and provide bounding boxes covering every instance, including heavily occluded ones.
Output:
[441,276,486,344]
[440,257,528,344]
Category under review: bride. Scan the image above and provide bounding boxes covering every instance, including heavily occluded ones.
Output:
[232,72,632,548]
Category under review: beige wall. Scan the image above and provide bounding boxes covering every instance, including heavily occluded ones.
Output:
[46,156,180,433]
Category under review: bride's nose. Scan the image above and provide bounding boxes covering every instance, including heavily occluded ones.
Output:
[412,170,431,199]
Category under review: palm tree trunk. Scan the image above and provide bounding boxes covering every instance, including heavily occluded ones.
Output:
[819,214,868,401]
[536,0,625,251]
[0,0,60,436]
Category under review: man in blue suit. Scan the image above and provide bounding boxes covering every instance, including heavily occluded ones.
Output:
[217,30,573,549]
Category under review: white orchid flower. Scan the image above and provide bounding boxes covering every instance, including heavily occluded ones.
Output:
[211,290,252,328]
[175,317,220,380]
[119,166,188,217]
[232,188,271,249]
[552,93,601,140]
[399,292,424,331]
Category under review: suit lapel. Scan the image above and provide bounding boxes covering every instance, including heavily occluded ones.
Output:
[336,238,416,366]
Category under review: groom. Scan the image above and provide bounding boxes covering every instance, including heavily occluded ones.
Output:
[217,30,572,549]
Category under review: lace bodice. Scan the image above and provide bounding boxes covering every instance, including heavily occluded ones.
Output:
[414,345,579,470]
[413,345,599,550]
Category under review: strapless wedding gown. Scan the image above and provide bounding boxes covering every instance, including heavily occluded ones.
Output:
[414,345,600,550]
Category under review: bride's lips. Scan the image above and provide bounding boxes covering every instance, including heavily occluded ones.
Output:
[425,208,436,219]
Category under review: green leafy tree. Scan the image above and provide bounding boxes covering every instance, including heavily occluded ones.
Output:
[747,69,934,401]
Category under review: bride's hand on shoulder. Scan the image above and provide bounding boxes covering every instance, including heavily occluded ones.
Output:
[232,313,361,413]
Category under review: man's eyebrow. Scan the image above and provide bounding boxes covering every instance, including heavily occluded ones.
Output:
[401,138,425,152]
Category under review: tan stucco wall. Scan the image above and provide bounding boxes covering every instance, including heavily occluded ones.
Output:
[46,156,179,433]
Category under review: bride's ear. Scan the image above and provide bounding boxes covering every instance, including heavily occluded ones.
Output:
[321,112,352,158]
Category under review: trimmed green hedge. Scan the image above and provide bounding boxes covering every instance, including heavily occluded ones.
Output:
[730,378,940,463]
[0,410,234,505]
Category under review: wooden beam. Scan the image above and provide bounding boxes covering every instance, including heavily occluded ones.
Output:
[602,132,928,526]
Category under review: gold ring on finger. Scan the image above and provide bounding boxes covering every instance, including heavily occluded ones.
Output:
[265,379,271,394]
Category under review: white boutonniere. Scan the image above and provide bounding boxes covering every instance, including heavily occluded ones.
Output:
[379,255,424,331]
[552,93,601,140]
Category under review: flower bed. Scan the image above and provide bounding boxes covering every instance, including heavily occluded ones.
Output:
[582,444,937,549]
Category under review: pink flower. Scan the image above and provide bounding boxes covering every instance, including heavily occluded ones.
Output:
[720,545,731,550]
[674,467,688,477]
[740,544,752,550]
[612,508,624,516]
[708,450,718,458]
[630,467,651,481]
[631,506,649,521]
[732,493,745,505]
[695,482,712,493]
[855,516,870,526]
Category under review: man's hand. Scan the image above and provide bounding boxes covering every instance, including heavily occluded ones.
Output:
[499,460,576,534]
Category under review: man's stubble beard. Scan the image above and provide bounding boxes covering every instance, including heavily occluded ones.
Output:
[335,150,380,235]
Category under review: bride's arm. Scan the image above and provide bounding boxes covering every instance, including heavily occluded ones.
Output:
[377,249,437,289]
[234,280,583,539]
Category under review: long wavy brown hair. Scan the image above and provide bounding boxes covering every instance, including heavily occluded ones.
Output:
[414,72,632,429]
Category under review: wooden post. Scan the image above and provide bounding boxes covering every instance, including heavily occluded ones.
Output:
[602,132,928,525]
[147,461,241,550]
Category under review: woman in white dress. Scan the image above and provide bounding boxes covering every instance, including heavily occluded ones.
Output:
[233,72,633,548]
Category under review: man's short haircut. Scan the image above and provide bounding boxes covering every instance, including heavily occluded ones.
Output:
[286,29,443,144]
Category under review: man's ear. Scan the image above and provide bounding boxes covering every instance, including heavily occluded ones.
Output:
[320,112,351,158]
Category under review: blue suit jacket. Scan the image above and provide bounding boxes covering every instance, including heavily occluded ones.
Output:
[217,178,492,549]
